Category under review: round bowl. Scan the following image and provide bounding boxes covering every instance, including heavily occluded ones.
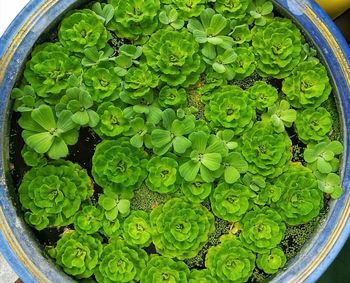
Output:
[1,0,350,282]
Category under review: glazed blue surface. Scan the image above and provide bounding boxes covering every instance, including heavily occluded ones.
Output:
[0,0,349,282]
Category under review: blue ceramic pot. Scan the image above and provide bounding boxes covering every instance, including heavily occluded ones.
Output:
[0,0,349,282]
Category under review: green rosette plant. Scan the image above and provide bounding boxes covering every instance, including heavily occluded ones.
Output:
[146,156,179,194]
[231,46,256,80]
[58,9,110,53]
[239,207,286,253]
[21,145,47,167]
[304,140,343,174]
[241,121,292,178]
[204,86,255,135]
[158,86,187,108]
[201,45,237,80]
[114,44,143,76]
[81,45,115,67]
[210,182,256,222]
[181,177,212,203]
[295,107,333,144]
[163,0,207,18]
[273,163,324,225]
[98,193,130,237]
[231,24,252,45]
[55,87,99,127]
[316,172,343,199]
[151,109,195,155]
[19,104,79,159]
[99,193,131,220]
[123,210,153,247]
[256,248,287,274]
[108,0,160,40]
[251,17,304,78]
[179,131,228,183]
[282,60,332,108]
[140,255,190,283]
[248,81,278,112]
[94,238,148,283]
[255,183,282,206]
[83,64,122,102]
[92,139,148,199]
[150,197,214,259]
[206,235,256,283]
[94,102,130,138]
[189,269,218,283]
[261,100,297,133]
[74,205,103,234]
[214,0,253,25]
[23,43,82,102]
[249,0,274,26]
[47,231,103,279]
[197,68,228,95]
[120,65,159,102]
[188,8,233,49]
[220,152,248,184]
[126,117,155,149]
[19,161,93,230]
[11,85,43,113]
[158,5,184,30]
[144,29,204,86]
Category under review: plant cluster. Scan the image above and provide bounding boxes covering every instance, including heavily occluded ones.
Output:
[12,0,344,282]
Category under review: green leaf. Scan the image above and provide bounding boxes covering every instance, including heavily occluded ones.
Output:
[72,111,89,125]
[159,10,170,24]
[26,132,54,154]
[130,134,143,148]
[328,141,343,155]
[224,166,240,184]
[179,161,201,182]
[210,14,227,35]
[304,148,318,163]
[57,110,77,132]
[151,129,172,147]
[103,4,115,24]
[47,137,68,159]
[200,8,215,29]
[117,199,130,215]
[173,136,192,154]
[188,19,204,32]
[201,153,222,171]
[190,131,209,152]
[261,2,274,15]
[87,110,100,128]
[31,105,56,131]
[317,158,332,174]
[172,117,195,136]
[281,110,296,123]
[213,62,226,73]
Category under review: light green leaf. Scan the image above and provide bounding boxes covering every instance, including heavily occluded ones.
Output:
[57,110,77,132]
[87,110,100,128]
[47,137,68,159]
[72,111,89,125]
[224,166,240,184]
[173,136,192,154]
[130,134,143,148]
[31,105,56,131]
[190,131,209,152]
[26,132,54,154]
[151,129,172,147]
[201,153,222,171]
[213,62,226,73]
[210,14,227,35]
[317,158,332,174]
[328,141,343,155]
[117,199,130,215]
[179,161,201,182]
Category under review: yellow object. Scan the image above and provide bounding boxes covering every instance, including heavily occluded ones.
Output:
[316,0,350,19]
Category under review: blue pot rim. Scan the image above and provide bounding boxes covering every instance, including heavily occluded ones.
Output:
[0,0,349,282]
